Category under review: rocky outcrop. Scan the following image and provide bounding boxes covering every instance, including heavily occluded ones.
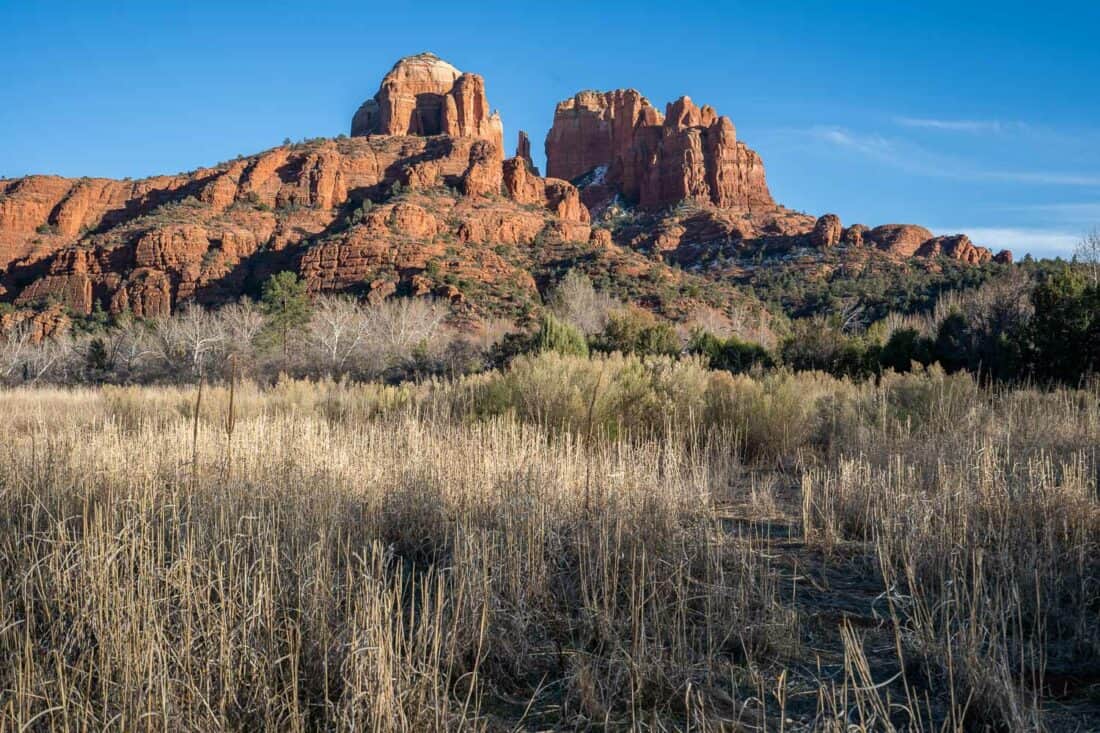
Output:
[503,158,589,223]
[515,131,535,173]
[841,224,868,247]
[351,53,503,158]
[296,193,552,300]
[993,249,1013,264]
[0,303,69,341]
[589,228,613,248]
[545,89,774,211]
[0,173,200,271]
[459,139,503,197]
[863,225,999,263]
[915,234,993,265]
[865,224,936,257]
[809,214,842,248]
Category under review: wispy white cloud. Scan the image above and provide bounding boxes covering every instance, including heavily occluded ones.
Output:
[934,226,1081,258]
[973,171,1100,186]
[997,202,1100,223]
[808,126,896,158]
[802,126,919,170]
[894,117,1029,134]
[802,125,1100,186]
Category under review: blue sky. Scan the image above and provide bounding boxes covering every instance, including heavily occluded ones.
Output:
[2,1,1098,258]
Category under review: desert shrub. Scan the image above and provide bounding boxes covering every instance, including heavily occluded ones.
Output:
[456,351,840,463]
[875,364,982,434]
[688,330,774,373]
[780,317,881,379]
[592,308,680,357]
[879,327,934,372]
[703,368,844,463]
[458,351,715,441]
[535,312,588,357]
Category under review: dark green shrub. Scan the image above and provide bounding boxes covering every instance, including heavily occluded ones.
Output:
[1026,268,1100,383]
[880,328,934,373]
[689,331,774,373]
[781,317,881,380]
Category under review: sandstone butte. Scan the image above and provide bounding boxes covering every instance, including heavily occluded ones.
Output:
[0,52,1011,338]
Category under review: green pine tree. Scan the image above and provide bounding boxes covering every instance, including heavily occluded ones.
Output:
[260,272,312,361]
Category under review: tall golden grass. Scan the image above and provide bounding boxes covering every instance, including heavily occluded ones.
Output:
[1,354,1097,730]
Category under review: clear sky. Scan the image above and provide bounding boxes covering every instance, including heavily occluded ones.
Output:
[2,1,1098,258]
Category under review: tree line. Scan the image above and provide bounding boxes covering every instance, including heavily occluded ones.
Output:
[2,256,1099,387]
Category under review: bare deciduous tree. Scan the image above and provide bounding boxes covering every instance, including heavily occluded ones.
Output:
[0,323,35,382]
[547,270,618,336]
[363,297,449,375]
[105,316,158,382]
[153,304,226,380]
[216,299,267,372]
[682,304,778,348]
[306,295,370,377]
[1074,228,1100,286]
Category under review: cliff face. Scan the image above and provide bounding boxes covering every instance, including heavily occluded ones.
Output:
[0,131,599,328]
[545,90,773,211]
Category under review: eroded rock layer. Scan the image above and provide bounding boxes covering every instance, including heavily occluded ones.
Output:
[545,90,773,211]
[351,53,503,158]
[0,134,590,325]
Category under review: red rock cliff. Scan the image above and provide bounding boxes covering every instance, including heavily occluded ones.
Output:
[545,89,774,211]
[351,53,504,158]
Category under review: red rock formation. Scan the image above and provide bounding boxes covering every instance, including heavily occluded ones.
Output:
[502,157,589,225]
[1,133,584,320]
[545,90,774,211]
[993,249,1013,264]
[865,224,935,257]
[297,194,545,298]
[515,131,535,172]
[915,234,993,264]
[0,52,1008,336]
[589,228,613,248]
[864,226,995,263]
[841,224,868,246]
[0,304,69,341]
[809,214,842,248]
[460,140,503,197]
[351,53,503,158]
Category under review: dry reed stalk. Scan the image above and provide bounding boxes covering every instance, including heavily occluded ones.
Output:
[225,355,236,480]
[190,374,203,492]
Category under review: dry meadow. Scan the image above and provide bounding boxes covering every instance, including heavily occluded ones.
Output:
[1,354,1098,731]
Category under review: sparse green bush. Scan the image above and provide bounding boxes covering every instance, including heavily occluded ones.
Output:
[780,317,881,379]
[593,308,680,357]
[535,312,588,358]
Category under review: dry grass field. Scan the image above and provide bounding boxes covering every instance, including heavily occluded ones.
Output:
[1,354,1098,731]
